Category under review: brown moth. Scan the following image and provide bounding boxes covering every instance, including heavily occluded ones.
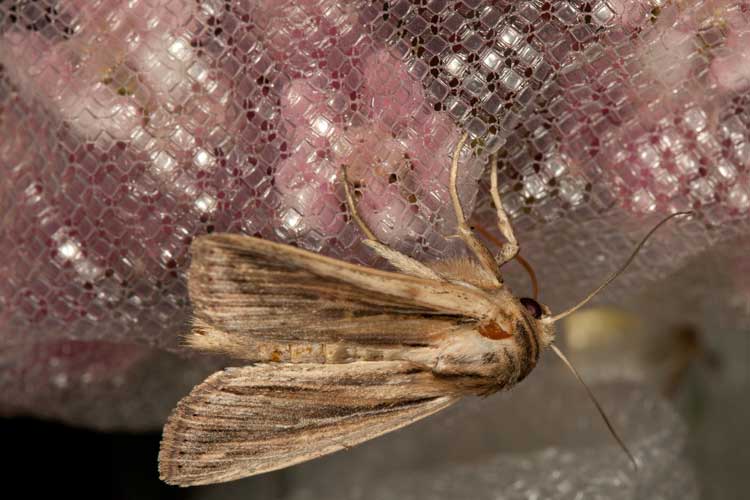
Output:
[158,132,688,486]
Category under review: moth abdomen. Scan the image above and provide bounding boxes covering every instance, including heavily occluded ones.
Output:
[188,318,436,365]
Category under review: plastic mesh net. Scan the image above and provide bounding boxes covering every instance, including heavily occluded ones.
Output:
[1,0,748,496]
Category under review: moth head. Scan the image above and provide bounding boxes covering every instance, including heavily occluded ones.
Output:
[465,292,552,385]
[477,292,555,349]
[518,296,555,347]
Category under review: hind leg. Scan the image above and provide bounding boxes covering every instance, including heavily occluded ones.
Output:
[340,166,440,281]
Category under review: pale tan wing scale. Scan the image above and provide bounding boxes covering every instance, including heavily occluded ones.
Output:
[187,234,495,360]
[159,361,460,485]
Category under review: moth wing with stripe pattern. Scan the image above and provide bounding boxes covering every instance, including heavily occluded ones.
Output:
[187,234,497,362]
[158,361,460,485]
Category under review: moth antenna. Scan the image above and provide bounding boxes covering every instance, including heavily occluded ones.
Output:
[474,222,539,300]
[545,211,693,324]
[550,344,639,471]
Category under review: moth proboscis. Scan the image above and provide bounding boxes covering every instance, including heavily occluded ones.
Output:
[158,132,692,486]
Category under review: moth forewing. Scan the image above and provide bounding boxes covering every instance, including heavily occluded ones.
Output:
[185,234,501,362]
[189,234,496,317]
[158,361,461,486]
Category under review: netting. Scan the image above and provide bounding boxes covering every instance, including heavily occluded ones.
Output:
[1,0,749,497]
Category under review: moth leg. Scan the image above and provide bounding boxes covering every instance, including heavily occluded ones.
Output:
[489,153,519,266]
[361,240,442,280]
[449,132,501,282]
[340,165,378,241]
[340,166,442,281]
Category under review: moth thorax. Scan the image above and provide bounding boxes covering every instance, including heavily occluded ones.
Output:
[478,321,513,340]
[506,317,543,385]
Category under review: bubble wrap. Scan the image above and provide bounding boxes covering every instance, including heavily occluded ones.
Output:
[1,0,749,497]
[281,371,697,500]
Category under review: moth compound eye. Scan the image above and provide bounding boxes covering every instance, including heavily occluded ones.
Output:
[520,297,543,319]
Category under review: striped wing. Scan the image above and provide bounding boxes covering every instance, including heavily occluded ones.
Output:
[186,234,494,361]
[159,361,459,485]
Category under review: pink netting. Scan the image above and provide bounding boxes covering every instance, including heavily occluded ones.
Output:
[1,1,748,496]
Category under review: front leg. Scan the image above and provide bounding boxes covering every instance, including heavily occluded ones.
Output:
[489,153,519,266]
[448,133,502,285]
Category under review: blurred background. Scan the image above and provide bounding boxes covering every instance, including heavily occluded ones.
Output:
[1,0,749,498]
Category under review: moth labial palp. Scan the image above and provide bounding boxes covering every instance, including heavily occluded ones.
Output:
[159,131,691,486]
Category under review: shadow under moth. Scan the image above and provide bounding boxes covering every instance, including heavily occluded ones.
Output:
[158,133,689,486]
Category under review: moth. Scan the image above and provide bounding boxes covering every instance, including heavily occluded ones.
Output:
[159,132,688,486]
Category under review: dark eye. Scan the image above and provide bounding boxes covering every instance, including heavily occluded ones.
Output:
[520,297,543,319]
